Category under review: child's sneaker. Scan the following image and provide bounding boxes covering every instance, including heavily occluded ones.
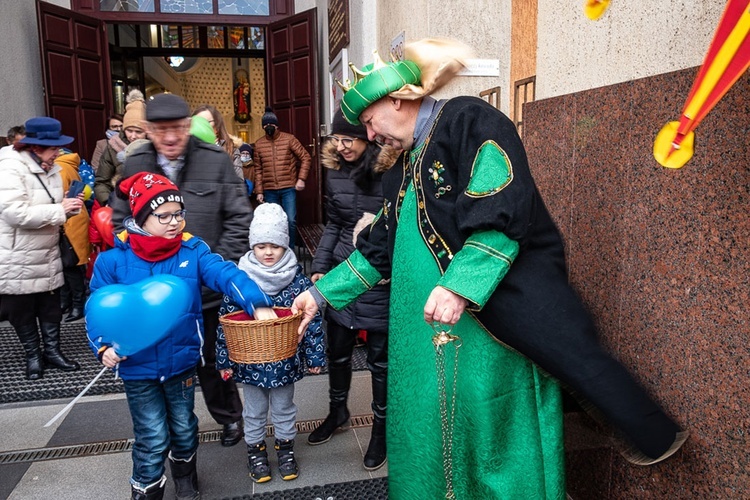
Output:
[274,438,298,480]
[247,442,271,483]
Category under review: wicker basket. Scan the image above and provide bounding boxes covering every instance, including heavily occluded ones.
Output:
[219,307,303,364]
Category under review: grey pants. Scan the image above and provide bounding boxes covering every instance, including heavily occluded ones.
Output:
[242,383,297,444]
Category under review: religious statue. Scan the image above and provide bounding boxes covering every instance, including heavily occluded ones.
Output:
[234,68,251,123]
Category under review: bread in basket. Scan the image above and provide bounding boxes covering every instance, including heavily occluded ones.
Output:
[219,307,303,364]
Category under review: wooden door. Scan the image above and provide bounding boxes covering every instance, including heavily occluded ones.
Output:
[267,8,321,224]
[37,0,112,163]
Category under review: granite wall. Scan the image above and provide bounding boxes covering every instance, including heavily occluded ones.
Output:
[523,67,749,498]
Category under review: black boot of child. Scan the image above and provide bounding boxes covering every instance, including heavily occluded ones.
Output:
[275,438,299,480]
[168,452,200,500]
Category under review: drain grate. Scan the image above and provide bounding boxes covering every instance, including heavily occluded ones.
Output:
[0,414,374,465]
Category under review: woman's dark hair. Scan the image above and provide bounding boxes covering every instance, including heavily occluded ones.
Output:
[106,114,124,132]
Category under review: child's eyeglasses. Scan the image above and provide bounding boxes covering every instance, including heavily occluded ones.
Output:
[151,209,187,224]
[328,135,356,149]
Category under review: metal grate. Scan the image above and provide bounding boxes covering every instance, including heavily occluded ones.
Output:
[0,414,374,465]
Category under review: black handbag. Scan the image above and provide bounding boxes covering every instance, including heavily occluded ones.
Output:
[58,229,78,267]
[34,173,79,267]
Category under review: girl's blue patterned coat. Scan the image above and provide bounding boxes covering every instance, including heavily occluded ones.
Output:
[216,265,325,388]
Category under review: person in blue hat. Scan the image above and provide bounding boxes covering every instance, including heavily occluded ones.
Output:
[0,117,84,380]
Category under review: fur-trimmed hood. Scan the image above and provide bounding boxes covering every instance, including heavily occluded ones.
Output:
[320,140,400,174]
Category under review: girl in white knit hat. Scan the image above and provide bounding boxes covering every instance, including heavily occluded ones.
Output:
[216,202,325,483]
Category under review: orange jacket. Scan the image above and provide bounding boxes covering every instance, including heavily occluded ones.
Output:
[57,152,90,266]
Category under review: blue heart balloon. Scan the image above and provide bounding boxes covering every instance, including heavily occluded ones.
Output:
[85,275,192,356]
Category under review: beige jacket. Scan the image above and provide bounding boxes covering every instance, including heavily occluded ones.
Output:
[0,146,67,294]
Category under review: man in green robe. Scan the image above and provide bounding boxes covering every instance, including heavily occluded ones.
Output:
[294,39,687,499]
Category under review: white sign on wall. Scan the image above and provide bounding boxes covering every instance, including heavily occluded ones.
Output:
[458,59,500,77]
[329,48,349,125]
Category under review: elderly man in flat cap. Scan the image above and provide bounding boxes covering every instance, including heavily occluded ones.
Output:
[293,39,688,499]
[111,93,251,453]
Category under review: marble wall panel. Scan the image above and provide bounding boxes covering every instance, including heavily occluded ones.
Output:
[524,67,750,498]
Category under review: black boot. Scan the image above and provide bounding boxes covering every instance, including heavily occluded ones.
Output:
[63,265,85,322]
[275,438,299,481]
[247,442,271,483]
[15,323,44,380]
[64,307,84,322]
[364,417,387,470]
[168,452,200,500]
[131,476,166,500]
[308,322,354,445]
[364,329,387,470]
[40,322,80,371]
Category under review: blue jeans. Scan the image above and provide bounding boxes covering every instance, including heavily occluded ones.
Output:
[123,369,199,488]
[263,187,297,249]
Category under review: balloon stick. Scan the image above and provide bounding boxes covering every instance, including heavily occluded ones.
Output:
[44,365,109,428]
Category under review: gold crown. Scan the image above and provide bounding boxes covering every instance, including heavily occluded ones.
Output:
[335,50,392,93]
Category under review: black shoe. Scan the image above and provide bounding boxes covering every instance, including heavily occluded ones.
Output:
[64,307,84,322]
[363,418,387,470]
[275,438,298,481]
[221,420,244,447]
[247,442,271,483]
[307,406,350,445]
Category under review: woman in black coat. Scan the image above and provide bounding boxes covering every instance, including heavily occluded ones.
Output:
[307,110,398,470]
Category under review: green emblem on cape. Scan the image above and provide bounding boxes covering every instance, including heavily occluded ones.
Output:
[339,56,421,125]
[466,141,513,197]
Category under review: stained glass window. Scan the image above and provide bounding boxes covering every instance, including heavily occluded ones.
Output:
[250,27,264,50]
[228,27,245,50]
[160,0,213,14]
[182,26,200,49]
[161,25,179,49]
[100,0,154,12]
[219,0,270,16]
[207,26,226,49]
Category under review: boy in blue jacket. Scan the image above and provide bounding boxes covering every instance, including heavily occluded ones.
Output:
[87,172,275,500]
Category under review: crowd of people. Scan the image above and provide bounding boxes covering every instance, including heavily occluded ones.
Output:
[0,38,689,500]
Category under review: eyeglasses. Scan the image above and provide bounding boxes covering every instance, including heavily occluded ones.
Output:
[149,123,189,137]
[328,135,357,149]
[150,209,187,225]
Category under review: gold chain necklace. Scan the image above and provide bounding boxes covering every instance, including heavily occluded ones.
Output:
[432,322,462,500]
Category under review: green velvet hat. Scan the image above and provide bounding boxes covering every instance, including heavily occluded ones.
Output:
[339,39,473,125]
[340,58,422,125]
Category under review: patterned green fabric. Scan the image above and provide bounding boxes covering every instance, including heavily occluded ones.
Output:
[466,140,514,197]
[438,229,519,310]
[340,61,421,125]
[387,184,565,499]
[315,250,382,310]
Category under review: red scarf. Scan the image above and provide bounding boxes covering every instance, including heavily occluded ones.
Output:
[129,233,183,262]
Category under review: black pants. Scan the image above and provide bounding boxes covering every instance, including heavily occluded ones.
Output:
[0,290,62,328]
[327,321,388,420]
[197,304,243,424]
[61,265,87,309]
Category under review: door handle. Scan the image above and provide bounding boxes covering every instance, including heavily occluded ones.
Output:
[308,141,316,157]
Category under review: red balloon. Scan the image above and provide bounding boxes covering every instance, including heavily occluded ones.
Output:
[92,207,114,248]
